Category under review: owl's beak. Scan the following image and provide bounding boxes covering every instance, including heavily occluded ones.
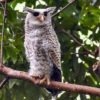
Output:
[38,15,45,22]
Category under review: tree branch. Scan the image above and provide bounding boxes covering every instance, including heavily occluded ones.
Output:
[0,76,9,89]
[62,29,95,56]
[52,0,76,17]
[0,64,100,96]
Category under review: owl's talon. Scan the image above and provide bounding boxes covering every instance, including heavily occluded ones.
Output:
[47,77,51,85]
[39,75,44,79]
[39,75,50,85]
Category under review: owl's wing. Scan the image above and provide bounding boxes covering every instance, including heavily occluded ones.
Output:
[46,33,62,95]
[48,45,61,70]
[46,46,62,95]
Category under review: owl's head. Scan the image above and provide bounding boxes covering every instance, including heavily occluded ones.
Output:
[24,7,56,26]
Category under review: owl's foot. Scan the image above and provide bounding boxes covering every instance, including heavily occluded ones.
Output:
[28,71,50,85]
[39,75,50,85]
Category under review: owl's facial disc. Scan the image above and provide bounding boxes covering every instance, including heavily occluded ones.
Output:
[33,11,48,22]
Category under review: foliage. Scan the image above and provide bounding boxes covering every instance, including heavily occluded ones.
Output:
[0,0,100,100]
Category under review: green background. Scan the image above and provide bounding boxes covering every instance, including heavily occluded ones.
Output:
[0,0,100,100]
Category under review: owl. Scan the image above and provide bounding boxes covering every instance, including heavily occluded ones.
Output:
[24,7,62,98]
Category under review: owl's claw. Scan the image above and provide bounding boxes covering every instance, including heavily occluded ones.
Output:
[28,72,51,85]
[39,75,50,85]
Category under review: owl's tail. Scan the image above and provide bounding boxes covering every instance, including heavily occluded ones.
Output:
[46,64,62,99]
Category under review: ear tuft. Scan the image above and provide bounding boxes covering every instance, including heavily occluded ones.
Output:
[23,7,34,13]
[47,7,56,14]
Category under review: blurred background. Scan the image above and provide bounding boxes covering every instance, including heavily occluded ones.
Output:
[0,0,100,100]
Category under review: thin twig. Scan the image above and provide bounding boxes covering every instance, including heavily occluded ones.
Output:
[62,29,82,46]
[0,0,9,89]
[0,76,9,89]
[52,0,76,17]
[0,0,7,64]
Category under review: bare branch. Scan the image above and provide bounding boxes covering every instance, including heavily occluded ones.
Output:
[0,0,9,89]
[52,0,76,17]
[0,0,7,65]
[62,29,95,56]
[0,64,100,96]
[62,29,82,46]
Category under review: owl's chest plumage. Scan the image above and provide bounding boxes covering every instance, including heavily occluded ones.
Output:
[24,26,55,76]
[25,27,53,56]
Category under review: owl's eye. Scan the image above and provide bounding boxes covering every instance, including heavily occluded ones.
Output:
[33,12,40,17]
[33,11,48,17]
[44,11,48,16]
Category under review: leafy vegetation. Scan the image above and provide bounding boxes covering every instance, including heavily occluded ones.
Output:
[0,0,100,100]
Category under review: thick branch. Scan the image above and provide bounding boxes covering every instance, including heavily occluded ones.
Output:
[0,64,100,96]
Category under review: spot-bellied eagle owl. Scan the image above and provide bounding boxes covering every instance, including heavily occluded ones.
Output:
[24,7,62,99]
